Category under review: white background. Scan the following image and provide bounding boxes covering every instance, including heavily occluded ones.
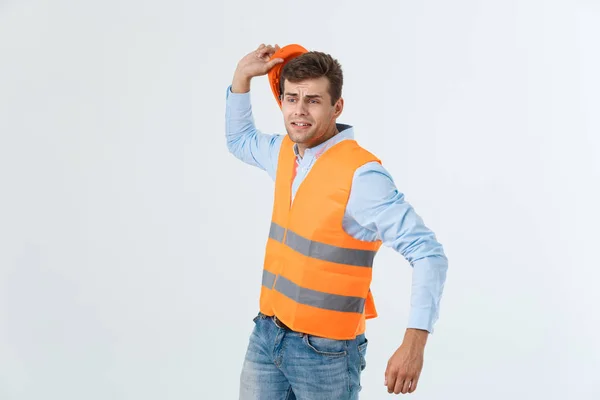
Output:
[1,0,599,399]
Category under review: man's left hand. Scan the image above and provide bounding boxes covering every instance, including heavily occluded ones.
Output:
[384,328,428,394]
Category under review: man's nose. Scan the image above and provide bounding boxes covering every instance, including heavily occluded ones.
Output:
[294,100,308,115]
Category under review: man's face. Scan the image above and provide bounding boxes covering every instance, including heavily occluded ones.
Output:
[281,77,343,148]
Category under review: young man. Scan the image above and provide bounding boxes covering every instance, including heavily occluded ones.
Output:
[225,44,448,399]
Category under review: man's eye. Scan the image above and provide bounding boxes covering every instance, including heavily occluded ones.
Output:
[309,99,319,104]
[286,98,296,103]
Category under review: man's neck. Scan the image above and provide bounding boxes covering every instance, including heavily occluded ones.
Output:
[297,124,339,158]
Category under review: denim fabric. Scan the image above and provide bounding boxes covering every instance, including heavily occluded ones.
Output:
[239,313,368,400]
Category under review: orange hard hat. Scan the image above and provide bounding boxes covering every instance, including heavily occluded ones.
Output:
[268,44,309,108]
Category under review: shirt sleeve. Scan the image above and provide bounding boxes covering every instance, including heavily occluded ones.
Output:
[345,161,448,333]
[225,85,283,180]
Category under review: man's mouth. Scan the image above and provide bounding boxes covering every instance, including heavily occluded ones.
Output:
[292,122,312,128]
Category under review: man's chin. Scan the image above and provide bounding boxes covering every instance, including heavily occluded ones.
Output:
[286,132,310,144]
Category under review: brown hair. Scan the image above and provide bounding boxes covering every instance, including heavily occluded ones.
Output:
[280,51,343,105]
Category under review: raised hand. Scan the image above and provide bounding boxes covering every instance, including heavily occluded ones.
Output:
[231,44,284,93]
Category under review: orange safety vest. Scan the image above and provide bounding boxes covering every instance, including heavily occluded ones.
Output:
[259,135,383,340]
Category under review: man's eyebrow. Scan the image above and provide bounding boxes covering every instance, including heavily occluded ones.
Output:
[283,93,323,98]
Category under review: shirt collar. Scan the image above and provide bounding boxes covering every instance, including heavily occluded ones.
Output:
[293,123,354,160]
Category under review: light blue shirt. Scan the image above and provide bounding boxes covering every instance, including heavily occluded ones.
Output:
[225,86,448,333]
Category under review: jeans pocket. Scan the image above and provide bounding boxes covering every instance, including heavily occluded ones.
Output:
[252,312,266,323]
[303,334,347,357]
[358,338,368,371]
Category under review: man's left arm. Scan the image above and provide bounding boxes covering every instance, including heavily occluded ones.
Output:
[345,161,448,395]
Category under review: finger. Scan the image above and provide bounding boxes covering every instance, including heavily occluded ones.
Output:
[255,44,269,58]
[384,365,389,387]
[266,58,284,70]
[401,378,411,394]
[408,375,419,393]
[257,45,275,60]
[393,375,405,395]
[264,45,277,57]
[385,365,396,393]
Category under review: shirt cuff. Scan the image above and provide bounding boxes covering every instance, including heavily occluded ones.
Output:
[226,85,252,110]
[407,254,447,334]
[407,307,436,334]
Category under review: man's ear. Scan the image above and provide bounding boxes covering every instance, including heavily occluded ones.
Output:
[333,97,344,118]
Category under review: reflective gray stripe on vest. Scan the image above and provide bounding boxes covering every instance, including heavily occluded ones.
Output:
[269,222,376,267]
[274,275,365,313]
[269,222,286,243]
[262,269,277,289]
[284,229,375,267]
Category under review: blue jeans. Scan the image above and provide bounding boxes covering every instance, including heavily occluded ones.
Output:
[239,312,368,400]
